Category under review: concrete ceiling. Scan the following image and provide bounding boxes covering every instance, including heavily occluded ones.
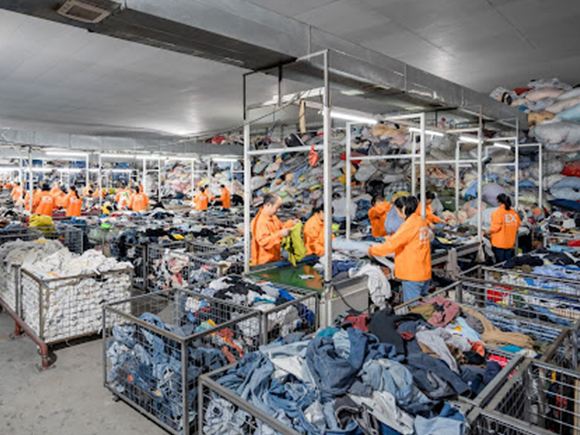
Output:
[1,0,578,140]
[247,0,580,92]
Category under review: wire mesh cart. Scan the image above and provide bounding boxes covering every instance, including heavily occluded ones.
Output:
[103,289,262,435]
[15,267,132,369]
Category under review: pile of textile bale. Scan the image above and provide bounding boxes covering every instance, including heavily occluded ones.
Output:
[491,78,580,213]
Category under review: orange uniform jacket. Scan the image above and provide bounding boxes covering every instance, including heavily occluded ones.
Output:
[82,186,92,197]
[220,188,231,208]
[25,190,41,211]
[129,193,149,212]
[11,186,23,202]
[368,202,391,238]
[65,194,83,217]
[416,202,440,225]
[194,192,210,211]
[34,192,56,217]
[489,205,521,249]
[54,191,68,209]
[369,213,432,282]
[50,186,61,196]
[251,209,294,265]
[304,213,335,257]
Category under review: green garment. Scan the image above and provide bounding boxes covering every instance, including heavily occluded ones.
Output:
[281,222,307,266]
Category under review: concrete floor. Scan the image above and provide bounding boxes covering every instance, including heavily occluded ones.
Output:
[0,312,167,435]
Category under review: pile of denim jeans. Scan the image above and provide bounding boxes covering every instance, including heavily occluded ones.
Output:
[205,321,507,435]
[107,304,254,433]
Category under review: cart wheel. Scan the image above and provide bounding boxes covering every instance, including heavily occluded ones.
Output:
[112,394,120,402]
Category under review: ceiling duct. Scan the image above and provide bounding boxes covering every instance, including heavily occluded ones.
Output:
[57,0,114,24]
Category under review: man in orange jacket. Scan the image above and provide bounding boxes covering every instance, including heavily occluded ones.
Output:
[34,185,57,217]
[368,196,391,239]
[54,188,69,209]
[369,196,431,303]
[251,193,297,265]
[11,182,23,203]
[65,186,83,217]
[129,186,149,212]
[25,187,41,211]
[485,194,521,263]
[304,205,334,256]
[193,186,211,211]
[115,185,131,210]
[220,184,231,208]
[416,191,440,228]
[50,183,62,196]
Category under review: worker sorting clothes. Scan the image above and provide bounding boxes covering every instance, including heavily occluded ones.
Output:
[384,196,408,235]
[304,204,334,257]
[251,193,297,265]
[219,184,231,208]
[416,191,441,229]
[34,184,57,217]
[11,182,23,203]
[65,186,83,217]
[115,184,131,210]
[368,195,391,239]
[369,196,432,303]
[485,193,522,263]
[129,186,149,212]
[193,186,212,211]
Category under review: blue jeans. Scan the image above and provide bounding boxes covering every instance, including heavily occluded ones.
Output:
[402,280,430,303]
[493,247,513,264]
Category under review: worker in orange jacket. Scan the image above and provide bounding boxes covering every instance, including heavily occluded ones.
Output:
[65,186,83,217]
[368,196,391,239]
[193,186,211,211]
[115,185,131,210]
[416,191,441,228]
[369,195,431,303]
[50,183,62,196]
[304,205,335,257]
[485,194,521,264]
[82,184,93,198]
[54,189,69,209]
[25,187,41,211]
[220,184,231,208]
[34,185,57,217]
[4,181,12,190]
[251,193,297,265]
[129,186,149,212]
[11,182,23,203]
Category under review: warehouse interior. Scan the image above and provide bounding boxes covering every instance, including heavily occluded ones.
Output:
[1,1,580,435]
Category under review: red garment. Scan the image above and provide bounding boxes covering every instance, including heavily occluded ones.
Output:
[488,354,509,368]
[568,240,580,247]
[339,151,363,165]
[514,88,532,96]
[420,297,460,327]
[341,314,370,332]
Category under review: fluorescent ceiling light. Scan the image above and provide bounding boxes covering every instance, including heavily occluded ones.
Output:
[409,128,445,137]
[89,169,99,173]
[45,151,88,157]
[31,168,53,173]
[340,89,365,96]
[459,135,481,144]
[493,143,512,150]
[58,168,82,173]
[101,153,137,159]
[212,158,239,163]
[110,169,134,173]
[332,112,377,125]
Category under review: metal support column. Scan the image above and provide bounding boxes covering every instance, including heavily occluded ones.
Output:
[191,160,195,199]
[142,159,147,194]
[243,123,251,274]
[515,118,520,211]
[28,147,33,213]
[98,153,103,209]
[538,144,543,209]
[85,154,90,190]
[477,107,484,241]
[345,122,352,240]
[455,142,460,224]
[157,158,162,202]
[230,161,235,191]
[207,159,212,187]
[419,113,426,219]
[322,50,332,285]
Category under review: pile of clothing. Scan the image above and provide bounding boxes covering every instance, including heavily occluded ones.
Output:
[205,304,521,435]
[21,248,132,343]
[0,239,64,312]
[191,275,315,338]
[106,297,255,432]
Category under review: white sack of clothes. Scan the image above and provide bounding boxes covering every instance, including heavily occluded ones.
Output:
[546,96,580,114]
[544,158,565,176]
[544,174,566,189]
[550,176,580,201]
[556,103,580,123]
[530,122,580,146]
[557,88,580,101]
[482,183,509,206]
[524,87,564,101]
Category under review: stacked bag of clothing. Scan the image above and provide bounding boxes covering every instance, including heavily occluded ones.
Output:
[21,248,132,343]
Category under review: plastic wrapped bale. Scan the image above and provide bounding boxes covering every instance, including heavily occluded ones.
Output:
[20,267,133,344]
[551,176,580,201]
[103,290,262,435]
[531,122,580,147]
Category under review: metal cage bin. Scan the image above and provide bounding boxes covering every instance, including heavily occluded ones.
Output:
[539,327,579,370]
[480,359,580,435]
[103,290,262,435]
[34,223,84,254]
[0,227,43,314]
[20,267,133,344]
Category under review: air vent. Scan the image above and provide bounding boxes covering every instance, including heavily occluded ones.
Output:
[57,0,112,24]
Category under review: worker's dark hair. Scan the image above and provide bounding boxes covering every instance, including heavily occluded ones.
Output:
[262,193,279,206]
[70,185,79,198]
[42,184,50,191]
[135,185,141,193]
[426,191,436,200]
[220,184,225,189]
[393,196,406,211]
[403,196,419,218]
[497,193,512,211]
[372,195,383,206]
[310,204,333,217]
[200,186,206,193]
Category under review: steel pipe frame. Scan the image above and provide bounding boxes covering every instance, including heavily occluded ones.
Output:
[243,51,333,285]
